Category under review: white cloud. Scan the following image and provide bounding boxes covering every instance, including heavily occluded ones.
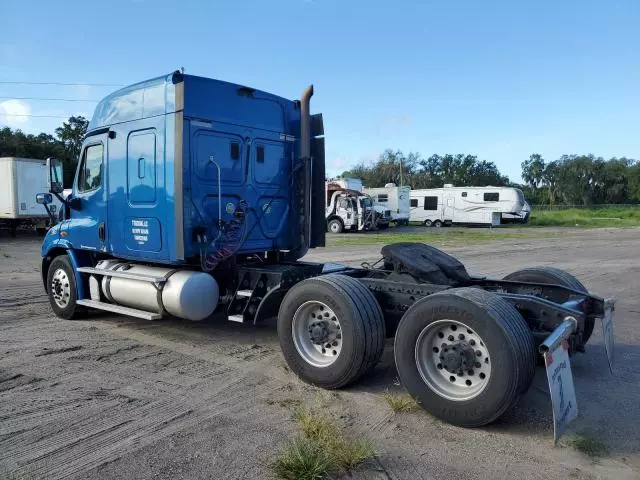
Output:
[0,99,31,128]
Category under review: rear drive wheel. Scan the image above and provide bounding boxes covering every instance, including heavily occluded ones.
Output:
[327,218,343,234]
[394,287,536,427]
[424,219,433,227]
[46,255,85,320]
[503,266,593,344]
[278,274,385,389]
[433,220,443,228]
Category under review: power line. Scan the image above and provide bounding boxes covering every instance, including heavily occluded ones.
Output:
[0,114,78,118]
[0,96,99,102]
[0,81,123,87]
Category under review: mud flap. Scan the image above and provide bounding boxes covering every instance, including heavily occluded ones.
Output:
[540,318,579,443]
[602,298,615,374]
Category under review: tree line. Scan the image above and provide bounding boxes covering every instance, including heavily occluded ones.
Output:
[0,116,89,186]
[343,150,640,206]
[2,119,638,205]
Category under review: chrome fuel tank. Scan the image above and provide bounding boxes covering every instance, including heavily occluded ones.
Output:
[96,261,218,321]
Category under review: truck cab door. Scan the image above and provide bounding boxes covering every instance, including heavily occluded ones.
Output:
[68,135,108,252]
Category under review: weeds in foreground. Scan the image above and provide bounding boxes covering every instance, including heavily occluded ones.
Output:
[561,432,607,458]
[270,437,331,480]
[270,403,376,479]
[382,391,417,413]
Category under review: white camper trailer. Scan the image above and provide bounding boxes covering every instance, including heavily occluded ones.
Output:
[364,183,411,226]
[502,200,531,224]
[409,185,526,227]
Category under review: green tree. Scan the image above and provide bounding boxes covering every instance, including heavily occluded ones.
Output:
[55,115,89,161]
[521,154,545,189]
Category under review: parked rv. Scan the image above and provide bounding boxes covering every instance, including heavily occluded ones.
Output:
[0,157,63,236]
[325,178,391,232]
[502,199,531,224]
[364,183,411,226]
[410,185,527,227]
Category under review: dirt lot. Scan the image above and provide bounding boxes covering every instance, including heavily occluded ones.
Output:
[1,228,639,480]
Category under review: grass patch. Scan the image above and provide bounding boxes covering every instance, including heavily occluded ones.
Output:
[271,437,331,480]
[326,229,549,247]
[270,404,376,479]
[529,207,640,227]
[561,432,607,458]
[382,391,417,413]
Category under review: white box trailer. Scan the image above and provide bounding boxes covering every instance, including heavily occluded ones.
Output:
[410,185,526,227]
[364,183,411,225]
[0,157,62,235]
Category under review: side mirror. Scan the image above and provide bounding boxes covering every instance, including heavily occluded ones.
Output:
[36,193,53,205]
[47,157,64,194]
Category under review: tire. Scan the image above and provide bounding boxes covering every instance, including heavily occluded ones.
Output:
[433,220,443,228]
[394,287,536,427]
[277,274,385,389]
[327,218,343,234]
[424,220,433,227]
[46,255,86,320]
[377,223,389,230]
[503,267,593,344]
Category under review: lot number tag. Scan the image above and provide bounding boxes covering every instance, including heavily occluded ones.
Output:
[544,340,578,443]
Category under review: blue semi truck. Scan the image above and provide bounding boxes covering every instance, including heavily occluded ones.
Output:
[36,71,614,433]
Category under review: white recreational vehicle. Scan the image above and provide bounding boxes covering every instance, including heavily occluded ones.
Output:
[363,183,411,226]
[502,199,531,224]
[409,185,527,227]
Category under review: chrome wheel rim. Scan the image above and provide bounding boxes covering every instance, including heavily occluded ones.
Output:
[292,301,342,367]
[329,222,341,233]
[51,268,71,308]
[415,320,491,401]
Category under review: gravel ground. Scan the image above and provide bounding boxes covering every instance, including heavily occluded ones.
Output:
[0,228,638,480]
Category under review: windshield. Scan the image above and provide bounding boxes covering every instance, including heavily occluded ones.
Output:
[361,197,372,207]
[515,189,525,203]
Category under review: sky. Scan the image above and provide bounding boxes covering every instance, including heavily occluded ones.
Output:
[1,0,638,182]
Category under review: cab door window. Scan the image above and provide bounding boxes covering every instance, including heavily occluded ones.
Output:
[78,144,104,192]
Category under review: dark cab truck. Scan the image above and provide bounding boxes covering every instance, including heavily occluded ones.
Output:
[36,71,615,440]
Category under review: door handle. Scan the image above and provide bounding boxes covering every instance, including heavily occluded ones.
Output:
[98,222,105,241]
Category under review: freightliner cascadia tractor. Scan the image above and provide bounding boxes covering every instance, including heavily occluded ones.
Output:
[36,71,614,439]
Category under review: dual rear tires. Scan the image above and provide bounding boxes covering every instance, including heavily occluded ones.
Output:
[277,274,385,389]
[277,277,536,427]
[394,288,536,427]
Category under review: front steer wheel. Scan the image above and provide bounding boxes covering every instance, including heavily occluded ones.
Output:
[394,287,536,427]
[46,255,85,320]
[277,274,385,389]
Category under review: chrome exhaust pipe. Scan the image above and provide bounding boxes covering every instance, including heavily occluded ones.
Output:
[291,85,314,260]
[539,316,578,354]
[300,85,314,161]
